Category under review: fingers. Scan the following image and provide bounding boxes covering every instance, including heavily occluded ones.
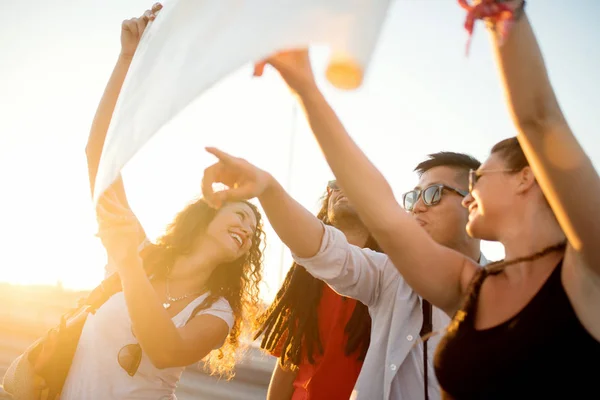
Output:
[203,147,260,208]
[148,3,163,21]
[33,375,47,389]
[201,163,222,208]
[142,10,153,22]
[253,61,266,77]
[215,185,258,204]
[202,147,243,208]
[205,146,241,166]
[136,17,147,39]
[152,2,163,13]
[97,190,132,216]
[122,18,139,38]
[123,3,162,37]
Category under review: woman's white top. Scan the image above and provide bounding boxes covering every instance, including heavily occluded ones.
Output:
[61,291,234,400]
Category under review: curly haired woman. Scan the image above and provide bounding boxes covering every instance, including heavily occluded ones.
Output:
[60,4,266,399]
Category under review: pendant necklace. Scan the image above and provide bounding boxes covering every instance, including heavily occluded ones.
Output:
[162,276,205,310]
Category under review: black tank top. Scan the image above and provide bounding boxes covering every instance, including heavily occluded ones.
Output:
[434,260,600,399]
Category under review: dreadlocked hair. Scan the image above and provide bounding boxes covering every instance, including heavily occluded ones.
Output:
[140,198,265,379]
[447,240,567,336]
[253,190,380,369]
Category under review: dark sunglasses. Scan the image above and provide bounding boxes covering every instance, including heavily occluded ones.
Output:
[118,343,143,377]
[402,184,468,212]
[468,169,518,192]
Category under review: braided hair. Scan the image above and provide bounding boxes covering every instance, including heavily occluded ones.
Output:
[254,190,379,368]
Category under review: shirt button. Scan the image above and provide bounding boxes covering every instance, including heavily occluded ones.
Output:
[407,334,414,341]
[390,364,397,371]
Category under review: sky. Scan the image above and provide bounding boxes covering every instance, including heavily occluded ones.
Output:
[0,0,598,301]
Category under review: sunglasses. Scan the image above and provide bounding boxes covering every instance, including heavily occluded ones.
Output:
[118,343,143,377]
[402,184,468,212]
[468,169,518,192]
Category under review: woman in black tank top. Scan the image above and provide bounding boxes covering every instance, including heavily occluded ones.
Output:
[431,1,600,398]
[435,257,600,399]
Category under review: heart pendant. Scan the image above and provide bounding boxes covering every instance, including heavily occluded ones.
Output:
[162,302,171,310]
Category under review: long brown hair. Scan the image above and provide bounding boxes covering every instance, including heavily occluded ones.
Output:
[254,190,377,368]
[141,198,265,378]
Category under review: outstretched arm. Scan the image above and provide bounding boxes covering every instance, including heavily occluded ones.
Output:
[486,1,600,273]
[86,5,160,200]
[255,53,477,316]
[201,148,386,307]
[89,6,163,268]
[85,56,132,201]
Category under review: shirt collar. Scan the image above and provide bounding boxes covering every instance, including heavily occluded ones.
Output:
[478,252,490,266]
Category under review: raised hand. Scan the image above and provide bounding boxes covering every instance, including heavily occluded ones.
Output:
[202,147,272,209]
[253,49,317,95]
[120,3,163,59]
[96,190,145,268]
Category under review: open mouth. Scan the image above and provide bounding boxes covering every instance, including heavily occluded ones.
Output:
[229,231,243,247]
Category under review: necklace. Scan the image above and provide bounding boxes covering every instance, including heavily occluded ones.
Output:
[162,277,205,310]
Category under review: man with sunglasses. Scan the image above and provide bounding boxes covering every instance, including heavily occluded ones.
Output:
[402,153,488,400]
[403,152,485,266]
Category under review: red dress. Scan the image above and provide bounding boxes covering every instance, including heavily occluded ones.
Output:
[272,285,366,400]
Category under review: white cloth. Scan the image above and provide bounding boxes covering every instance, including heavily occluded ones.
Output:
[93,0,392,204]
[293,224,489,400]
[61,292,234,400]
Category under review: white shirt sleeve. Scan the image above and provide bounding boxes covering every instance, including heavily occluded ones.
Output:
[292,223,391,307]
[194,297,235,332]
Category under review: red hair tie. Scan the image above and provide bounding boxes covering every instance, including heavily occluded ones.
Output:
[458,0,522,55]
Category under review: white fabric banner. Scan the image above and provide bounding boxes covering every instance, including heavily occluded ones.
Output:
[93,0,392,203]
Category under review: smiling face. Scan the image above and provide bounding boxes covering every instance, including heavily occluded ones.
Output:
[462,153,525,241]
[204,201,258,263]
[326,182,359,226]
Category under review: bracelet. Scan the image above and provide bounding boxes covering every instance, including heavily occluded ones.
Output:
[459,0,527,55]
[486,0,526,32]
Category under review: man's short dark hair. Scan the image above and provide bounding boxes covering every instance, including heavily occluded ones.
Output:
[414,152,481,184]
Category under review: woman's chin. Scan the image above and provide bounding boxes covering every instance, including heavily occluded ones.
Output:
[465,217,481,239]
[466,217,498,242]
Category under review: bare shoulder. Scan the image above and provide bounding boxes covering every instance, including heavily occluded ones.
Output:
[457,258,482,308]
[562,245,600,341]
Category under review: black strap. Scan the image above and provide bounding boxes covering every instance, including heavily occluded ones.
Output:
[420,298,432,400]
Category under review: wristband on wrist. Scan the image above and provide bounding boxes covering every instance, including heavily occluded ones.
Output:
[458,0,526,55]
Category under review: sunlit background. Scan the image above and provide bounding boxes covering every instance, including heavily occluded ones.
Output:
[0,0,598,302]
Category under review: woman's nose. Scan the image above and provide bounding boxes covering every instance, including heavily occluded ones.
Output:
[462,192,474,209]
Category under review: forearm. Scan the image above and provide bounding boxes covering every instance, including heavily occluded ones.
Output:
[295,84,401,239]
[85,54,133,195]
[491,10,600,265]
[490,11,563,130]
[258,177,324,258]
[292,83,468,312]
[266,363,297,400]
[118,257,184,367]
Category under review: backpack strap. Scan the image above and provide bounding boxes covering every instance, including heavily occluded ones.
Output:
[76,272,122,313]
[420,299,432,400]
